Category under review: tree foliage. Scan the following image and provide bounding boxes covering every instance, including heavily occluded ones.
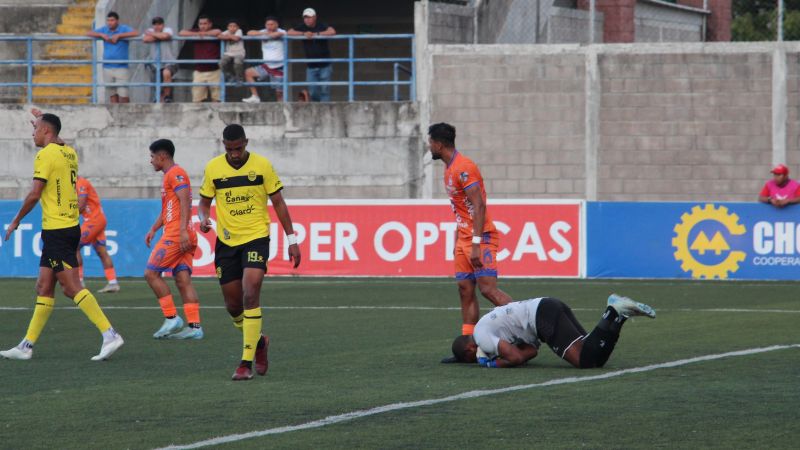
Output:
[732,0,800,41]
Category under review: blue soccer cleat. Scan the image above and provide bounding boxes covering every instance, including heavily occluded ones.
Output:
[153,316,184,339]
[166,326,204,340]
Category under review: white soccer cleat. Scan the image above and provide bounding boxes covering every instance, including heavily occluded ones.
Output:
[0,346,32,360]
[242,95,261,104]
[608,294,656,319]
[153,316,184,339]
[91,334,124,361]
[98,283,120,293]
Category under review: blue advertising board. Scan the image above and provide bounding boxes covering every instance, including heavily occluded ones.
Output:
[0,199,163,277]
[587,202,800,280]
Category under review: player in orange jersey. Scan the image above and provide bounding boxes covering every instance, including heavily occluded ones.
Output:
[144,139,203,339]
[76,177,120,293]
[428,122,513,363]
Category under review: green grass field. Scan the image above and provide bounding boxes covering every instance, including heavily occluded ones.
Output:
[0,277,798,449]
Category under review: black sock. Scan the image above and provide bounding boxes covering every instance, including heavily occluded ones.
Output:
[597,306,627,335]
[579,327,620,368]
[189,323,200,329]
[256,335,265,349]
[240,360,253,368]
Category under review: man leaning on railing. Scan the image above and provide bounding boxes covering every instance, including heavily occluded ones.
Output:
[288,8,336,102]
[179,15,222,103]
[87,11,139,104]
[243,16,287,103]
[142,16,178,103]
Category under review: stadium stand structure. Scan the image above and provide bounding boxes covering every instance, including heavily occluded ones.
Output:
[30,0,96,104]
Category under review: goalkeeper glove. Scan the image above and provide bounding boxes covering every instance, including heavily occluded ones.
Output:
[477,357,498,368]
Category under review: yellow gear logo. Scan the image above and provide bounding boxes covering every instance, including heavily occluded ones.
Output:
[672,204,746,279]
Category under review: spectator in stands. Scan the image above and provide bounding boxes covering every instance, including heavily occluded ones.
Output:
[219,20,246,84]
[243,17,286,103]
[142,17,178,103]
[287,8,336,102]
[758,164,800,208]
[87,12,138,104]
[179,15,222,102]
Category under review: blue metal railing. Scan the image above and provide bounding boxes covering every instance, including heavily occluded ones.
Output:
[0,33,415,103]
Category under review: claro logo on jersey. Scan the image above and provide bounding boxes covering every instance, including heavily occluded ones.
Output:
[672,204,746,279]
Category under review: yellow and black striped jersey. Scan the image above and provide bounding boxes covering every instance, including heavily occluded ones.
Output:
[199,152,283,246]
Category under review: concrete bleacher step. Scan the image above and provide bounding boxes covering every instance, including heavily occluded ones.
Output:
[35,65,92,76]
[56,24,90,35]
[33,85,92,95]
[32,96,91,104]
[23,0,98,104]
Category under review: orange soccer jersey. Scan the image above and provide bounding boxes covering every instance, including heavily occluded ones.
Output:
[161,165,194,239]
[444,151,499,280]
[443,150,496,240]
[147,165,197,274]
[76,177,108,247]
[76,177,105,223]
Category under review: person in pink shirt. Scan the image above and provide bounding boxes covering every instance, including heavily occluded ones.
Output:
[758,164,800,208]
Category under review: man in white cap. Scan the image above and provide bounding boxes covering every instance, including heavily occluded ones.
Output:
[287,7,336,102]
[758,164,800,208]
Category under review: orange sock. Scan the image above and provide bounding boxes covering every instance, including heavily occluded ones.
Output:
[183,302,200,325]
[104,267,117,284]
[462,323,475,335]
[158,295,177,318]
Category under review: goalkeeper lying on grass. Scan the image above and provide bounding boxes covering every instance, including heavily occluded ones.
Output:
[450,294,655,368]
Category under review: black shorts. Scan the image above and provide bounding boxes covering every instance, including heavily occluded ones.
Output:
[214,236,270,285]
[535,297,588,358]
[40,225,80,273]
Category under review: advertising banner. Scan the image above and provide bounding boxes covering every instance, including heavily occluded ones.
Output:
[587,202,800,280]
[0,200,582,278]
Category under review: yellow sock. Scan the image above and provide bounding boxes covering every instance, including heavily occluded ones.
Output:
[241,307,262,362]
[73,289,112,333]
[232,313,244,332]
[24,296,55,344]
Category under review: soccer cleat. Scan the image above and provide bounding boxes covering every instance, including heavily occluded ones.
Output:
[607,294,656,319]
[153,316,184,339]
[98,283,121,293]
[242,95,261,104]
[232,363,254,381]
[91,334,124,361]
[166,326,204,340]
[255,335,269,375]
[0,346,33,360]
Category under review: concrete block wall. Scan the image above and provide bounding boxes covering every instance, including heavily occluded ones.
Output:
[598,52,771,200]
[429,51,586,199]
[0,102,420,200]
[428,1,474,44]
[422,42,799,202]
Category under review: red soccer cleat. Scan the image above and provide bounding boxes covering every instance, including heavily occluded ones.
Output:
[255,335,270,376]
[231,363,253,381]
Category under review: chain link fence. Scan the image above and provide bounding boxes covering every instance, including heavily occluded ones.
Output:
[429,0,800,44]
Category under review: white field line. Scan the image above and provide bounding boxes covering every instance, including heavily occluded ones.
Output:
[47,278,800,287]
[1,305,799,314]
[155,343,800,450]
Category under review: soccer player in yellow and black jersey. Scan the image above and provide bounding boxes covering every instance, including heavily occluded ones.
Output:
[1,113,124,362]
[199,124,301,380]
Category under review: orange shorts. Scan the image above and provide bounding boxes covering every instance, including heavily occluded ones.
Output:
[146,233,198,275]
[454,232,499,280]
[79,216,107,247]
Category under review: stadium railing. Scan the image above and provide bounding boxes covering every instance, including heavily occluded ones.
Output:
[0,33,416,103]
